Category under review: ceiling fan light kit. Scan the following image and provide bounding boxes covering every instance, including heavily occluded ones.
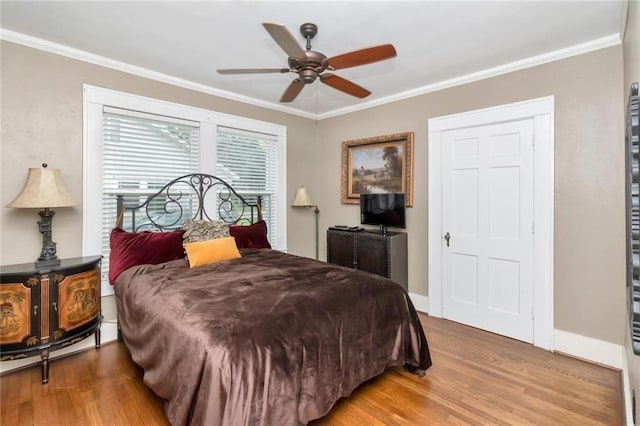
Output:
[217,22,397,103]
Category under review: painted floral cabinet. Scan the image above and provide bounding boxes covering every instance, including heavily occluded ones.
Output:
[0,256,102,383]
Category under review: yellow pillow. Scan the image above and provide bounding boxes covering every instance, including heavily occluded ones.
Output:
[184,236,241,268]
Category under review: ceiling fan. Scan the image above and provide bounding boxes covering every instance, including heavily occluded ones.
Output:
[217,22,397,103]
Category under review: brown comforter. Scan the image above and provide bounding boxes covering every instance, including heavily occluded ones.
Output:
[114,249,431,426]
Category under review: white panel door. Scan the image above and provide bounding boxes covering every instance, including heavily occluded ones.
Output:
[442,119,534,343]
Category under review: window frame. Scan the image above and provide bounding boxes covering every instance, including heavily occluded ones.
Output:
[83,85,287,296]
[626,82,640,354]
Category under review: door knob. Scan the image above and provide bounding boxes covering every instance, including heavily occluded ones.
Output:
[444,232,451,247]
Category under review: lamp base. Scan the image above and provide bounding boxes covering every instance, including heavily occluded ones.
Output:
[37,208,60,266]
[35,258,61,269]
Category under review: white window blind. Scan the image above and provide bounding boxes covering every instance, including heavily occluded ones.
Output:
[216,126,278,245]
[84,86,288,295]
[101,107,199,284]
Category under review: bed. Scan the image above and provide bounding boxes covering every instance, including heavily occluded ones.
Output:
[111,173,431,425]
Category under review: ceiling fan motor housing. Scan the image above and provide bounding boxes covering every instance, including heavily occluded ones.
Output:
[297,69,315,83]
[291,50,328,84]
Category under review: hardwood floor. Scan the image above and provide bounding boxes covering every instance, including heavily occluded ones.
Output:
[0,314,622,425]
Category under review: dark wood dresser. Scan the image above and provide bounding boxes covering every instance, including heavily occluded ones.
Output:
[0,256,102,383]
[327,229,408,291]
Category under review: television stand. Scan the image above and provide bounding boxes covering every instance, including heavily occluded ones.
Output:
[326,228,408,290]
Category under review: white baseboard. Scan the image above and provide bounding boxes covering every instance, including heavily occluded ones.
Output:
[0,322,118,374]
[554,328,624,369]
[407,302,623,370]
[409,305,629,416]
[409,293,429,314]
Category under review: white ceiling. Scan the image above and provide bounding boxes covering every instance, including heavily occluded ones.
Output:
[0,1,627,119]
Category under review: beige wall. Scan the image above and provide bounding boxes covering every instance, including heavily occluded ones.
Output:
[0,41,318,266]
[623,0,640,421]
[0,40,626,345]
[314,46,625,344]
[0,41,318,323]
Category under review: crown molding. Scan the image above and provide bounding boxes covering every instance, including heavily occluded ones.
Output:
[317,33,621,119]
[0,28,316,120]
[1,28,621,121]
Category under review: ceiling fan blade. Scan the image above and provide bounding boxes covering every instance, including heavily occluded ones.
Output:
[280,79,305,102]
[320,74,371,99]
[263,23,306,59]
[328,44,397,70]
[217,67,290,74]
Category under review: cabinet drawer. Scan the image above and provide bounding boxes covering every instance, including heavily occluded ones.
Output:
[327,231,356,268]
[52,268,100,339]
[0,274,41,356]
[356,236,389,277]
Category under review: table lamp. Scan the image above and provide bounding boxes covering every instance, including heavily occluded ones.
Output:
[6,164,77,267]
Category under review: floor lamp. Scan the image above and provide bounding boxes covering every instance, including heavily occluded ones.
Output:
[292,186,320,259]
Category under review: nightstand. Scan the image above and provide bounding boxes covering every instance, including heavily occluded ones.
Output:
[0,256,102,383]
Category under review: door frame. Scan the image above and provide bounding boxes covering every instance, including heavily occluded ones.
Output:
[428,96,554,350]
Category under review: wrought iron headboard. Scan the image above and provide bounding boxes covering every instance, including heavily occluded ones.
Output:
[115,173,263,232]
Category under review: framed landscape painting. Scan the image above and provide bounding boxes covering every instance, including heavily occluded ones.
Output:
[341,132,414,206]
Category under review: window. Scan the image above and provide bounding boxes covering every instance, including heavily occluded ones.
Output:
[626,82,640,354]
[217,127,279,244]
[84,86,286,295]
[101,108,200,277]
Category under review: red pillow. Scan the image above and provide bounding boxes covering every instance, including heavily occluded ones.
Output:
[109,228,185,284]
[229,220,271,249]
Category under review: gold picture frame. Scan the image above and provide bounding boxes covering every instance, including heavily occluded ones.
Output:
[341,132,414,206]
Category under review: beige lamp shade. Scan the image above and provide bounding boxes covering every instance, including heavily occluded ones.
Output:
[292,186,313,207]
[7,165,77,209]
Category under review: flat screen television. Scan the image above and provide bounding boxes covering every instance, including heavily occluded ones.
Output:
[360,193,406,230]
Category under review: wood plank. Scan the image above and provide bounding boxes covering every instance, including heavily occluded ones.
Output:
[0,314,622,425]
